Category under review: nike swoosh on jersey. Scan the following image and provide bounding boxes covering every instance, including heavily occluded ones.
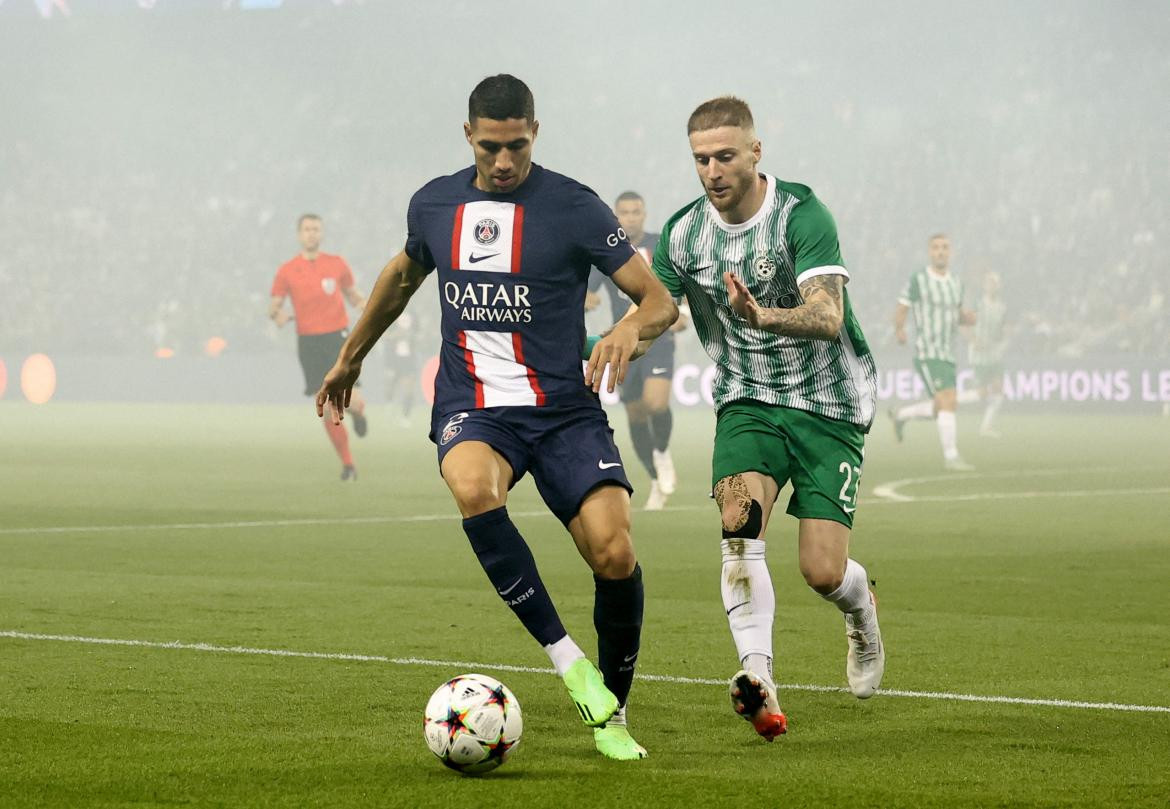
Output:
[598,460,623,470]
[651,367,669,374]
[843,506,857,514]
[468,252,500,263]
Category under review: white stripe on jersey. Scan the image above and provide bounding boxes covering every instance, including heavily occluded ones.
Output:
[795,264,849,286]
[464,330,538,407]
[455,200,519,274]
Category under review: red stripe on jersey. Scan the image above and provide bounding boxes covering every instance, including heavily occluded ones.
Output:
[451,203,465,270]
[510,204,525,273]
[511,332,546,406]
[457,330,484,409]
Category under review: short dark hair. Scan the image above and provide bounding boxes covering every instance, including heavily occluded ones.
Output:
[614,191,643,206]
[297,213,322,229]
[468,74,535,124]
[687,96,755,134]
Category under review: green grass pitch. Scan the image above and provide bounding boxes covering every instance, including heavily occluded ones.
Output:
[2,402,1168,807]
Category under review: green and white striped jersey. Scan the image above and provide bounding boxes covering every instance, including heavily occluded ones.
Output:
[969,294,1008,366]
[652,174,877,429]
[898,268,964,363]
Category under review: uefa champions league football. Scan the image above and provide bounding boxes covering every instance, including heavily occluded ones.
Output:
[423,674,523,774]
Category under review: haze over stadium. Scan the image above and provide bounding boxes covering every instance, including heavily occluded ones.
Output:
[2,1,1168,807]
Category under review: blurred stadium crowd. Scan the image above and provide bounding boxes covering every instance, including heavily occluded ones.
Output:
[2,2,1165,361]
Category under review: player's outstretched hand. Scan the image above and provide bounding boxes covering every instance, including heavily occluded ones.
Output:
[724,272,763,328]
[585,320,640,394]
[315,359,361,425]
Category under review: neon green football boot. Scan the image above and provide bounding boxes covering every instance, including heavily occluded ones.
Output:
[594,721,648,760]
[562,658,618,727]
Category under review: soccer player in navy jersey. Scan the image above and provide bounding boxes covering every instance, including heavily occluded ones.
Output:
[316,75,677,761]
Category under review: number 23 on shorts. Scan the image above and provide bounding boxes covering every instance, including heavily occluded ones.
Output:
[838,461,862,514]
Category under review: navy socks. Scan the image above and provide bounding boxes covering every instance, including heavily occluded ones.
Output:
[463,506,567,647]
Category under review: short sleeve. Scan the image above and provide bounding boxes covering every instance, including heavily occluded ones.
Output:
[270,266,289,298]
[338,258,355,289]
[404,189,436,272]
[898,274,918,305]
[651,230,685,297]
[574,186,636,276]
[785,194,847,284]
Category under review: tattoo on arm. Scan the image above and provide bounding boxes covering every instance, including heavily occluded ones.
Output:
[759,274,845,339]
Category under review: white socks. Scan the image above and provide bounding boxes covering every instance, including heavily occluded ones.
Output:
[982,396,1003,432]
[896,399,935,421]
[937,409,959,460]
[823,559,873,621]
[544,635,585,676]
[720,538,775,682]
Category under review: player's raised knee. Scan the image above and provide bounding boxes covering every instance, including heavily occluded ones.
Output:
[715,475,761,538]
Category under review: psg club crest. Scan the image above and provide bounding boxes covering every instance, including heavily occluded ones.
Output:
[753,254,777,280]
[474,218,501,245]
[441,412,470,445]
[321,278,337,295]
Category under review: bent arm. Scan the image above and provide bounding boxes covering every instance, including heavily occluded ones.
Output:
[344,285,367,310]
[268,295,292,326]
[337,250,427,365]
[608,253,679,340]
[894,302,909,342]
[753,274,845,340]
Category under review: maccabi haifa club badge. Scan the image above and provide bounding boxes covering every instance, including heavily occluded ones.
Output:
[753,254,776,280]
[474,219,500,245]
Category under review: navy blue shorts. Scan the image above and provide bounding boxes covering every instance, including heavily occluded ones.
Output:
[430,405,633,525]
[620,333,674,403]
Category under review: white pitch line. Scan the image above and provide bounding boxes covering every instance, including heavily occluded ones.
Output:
[3,630,1168,715]
[871,467,1170,504]
[0,505,714,537]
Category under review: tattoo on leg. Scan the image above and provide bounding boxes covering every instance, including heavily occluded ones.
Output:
[714,474,752,532]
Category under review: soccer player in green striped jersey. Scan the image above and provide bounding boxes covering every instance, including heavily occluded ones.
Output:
[650,96,884,741]
[891,234,978,470]
[969,271,1008,437]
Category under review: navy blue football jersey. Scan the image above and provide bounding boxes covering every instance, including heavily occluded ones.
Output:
[588,231,659,324]
[405,164,636,414]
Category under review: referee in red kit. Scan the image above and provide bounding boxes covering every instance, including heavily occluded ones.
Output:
[269,214,369,480]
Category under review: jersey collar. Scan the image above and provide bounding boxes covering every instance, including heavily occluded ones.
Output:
[708,173,776,235]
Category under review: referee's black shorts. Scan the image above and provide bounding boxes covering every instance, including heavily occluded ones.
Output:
[297,329,353,396]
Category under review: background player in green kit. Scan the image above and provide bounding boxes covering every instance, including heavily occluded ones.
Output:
[651,96,885,741]
[968,271,1009,438]
[891,234,978,471]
